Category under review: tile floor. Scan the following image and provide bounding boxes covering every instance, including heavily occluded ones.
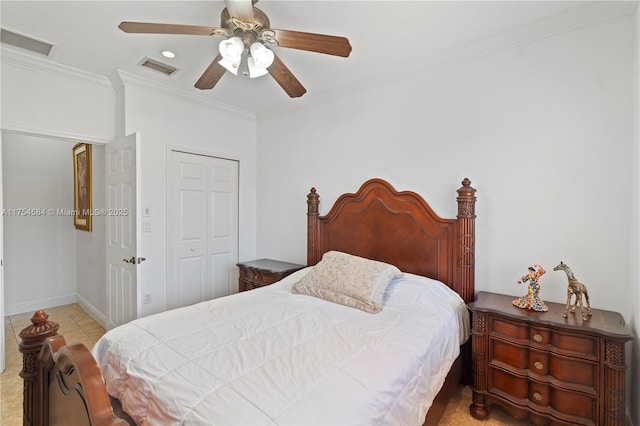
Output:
[1,304,532,425]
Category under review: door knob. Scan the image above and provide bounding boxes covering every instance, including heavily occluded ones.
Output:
[123,256,146,264]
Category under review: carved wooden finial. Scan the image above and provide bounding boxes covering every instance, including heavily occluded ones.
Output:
[19,310,59,343]
[19,310,59,426]
[307,187,319,215]
[457,178,477,218]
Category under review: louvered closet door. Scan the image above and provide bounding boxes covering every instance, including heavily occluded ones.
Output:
[168,151,238,310]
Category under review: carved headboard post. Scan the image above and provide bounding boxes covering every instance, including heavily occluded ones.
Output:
[456,178,477,304]
[307,187,320,266]
[19,310,59,426]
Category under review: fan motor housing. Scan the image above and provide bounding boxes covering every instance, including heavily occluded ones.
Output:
[221,7,270,36]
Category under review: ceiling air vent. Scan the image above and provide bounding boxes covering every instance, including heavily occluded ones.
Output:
[138,57,179,76]
[1,28,54,56]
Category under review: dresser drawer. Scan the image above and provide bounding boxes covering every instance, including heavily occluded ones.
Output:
[489,368,597,424]
[489,340,552,379]
[548,354,598,393]
[245,269,281,285]
[550,330,599,361]
[490,317,598,361]
[491,317,529,342]
[489,339,598,393]
[548,388,597,425]
[238,259,305,292]
[244,269,283,288]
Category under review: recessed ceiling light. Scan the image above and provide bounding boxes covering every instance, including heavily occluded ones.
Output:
[161,50,176,59]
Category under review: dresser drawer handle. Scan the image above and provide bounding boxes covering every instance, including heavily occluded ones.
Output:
[533,392,542,401]
[534,361,544,370]
[533,333,543,343]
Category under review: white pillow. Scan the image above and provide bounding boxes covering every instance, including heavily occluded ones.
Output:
[292,251,402,313]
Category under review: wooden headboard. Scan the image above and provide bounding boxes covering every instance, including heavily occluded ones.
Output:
[306,178,476,303]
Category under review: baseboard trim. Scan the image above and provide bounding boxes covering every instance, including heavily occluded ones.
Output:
[76,295,107,329]
[6,294,77,316]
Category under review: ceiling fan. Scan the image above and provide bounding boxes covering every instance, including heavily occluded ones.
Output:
[118,0,352,98]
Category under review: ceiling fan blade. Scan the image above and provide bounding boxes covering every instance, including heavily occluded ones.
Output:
[195,54,227,90]
[118,22,229,37]
[268,53,306,98]
[224,0,255,23]
[265,29,352,57]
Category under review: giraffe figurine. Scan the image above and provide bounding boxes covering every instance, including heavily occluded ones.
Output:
[553,261,592,321]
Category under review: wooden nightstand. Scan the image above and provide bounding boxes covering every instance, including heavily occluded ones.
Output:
[468,291,632,426]
[237,259,305,292]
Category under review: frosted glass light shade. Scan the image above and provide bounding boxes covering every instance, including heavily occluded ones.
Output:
[247,57,268,78]
[218,36,243,74]
[247,42,274,78]
[250,42,274,68]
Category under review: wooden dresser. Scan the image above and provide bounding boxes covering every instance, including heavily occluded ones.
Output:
[468,291,632,426]
[237,258,305,292]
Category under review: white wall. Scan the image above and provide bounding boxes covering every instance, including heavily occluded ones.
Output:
[113,72,258,317]
[1,49,115,143]
[0,53,258,321]
[1,50,258,322]
[258,11,638,419]
[629,4,639,425]
[77,144,107,324]
[257,15,635,319]
[2,133,78,314]
[1,51,116,319]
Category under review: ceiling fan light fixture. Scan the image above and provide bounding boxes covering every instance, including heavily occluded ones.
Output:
[219,36,243,61]
[218,36,244,75]
[247,42,274,78]
[118,2,351,97]
[249,42,274,68]
[218,57,240,75]
[247,56,268,78]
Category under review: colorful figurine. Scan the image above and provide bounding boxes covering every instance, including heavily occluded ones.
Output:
[513,264,549,312]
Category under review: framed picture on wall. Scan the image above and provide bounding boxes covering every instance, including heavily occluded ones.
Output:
[72,142,92,232]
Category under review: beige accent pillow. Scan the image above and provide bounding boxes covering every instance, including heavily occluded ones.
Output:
[292,251,402,313]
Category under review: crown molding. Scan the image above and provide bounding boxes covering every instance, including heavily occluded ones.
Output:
[258,0,636,120]
[0,47,254,119]
[449,0,636,61]
[1,46,112,89]
[1,124,113,145]
[110,70,256,119]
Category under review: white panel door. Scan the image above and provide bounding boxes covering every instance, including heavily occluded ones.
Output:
[106,134,139,329]
[0,136,4,372]
[169,151,238,309]
[207,161,238,299]
[170,153,207,308]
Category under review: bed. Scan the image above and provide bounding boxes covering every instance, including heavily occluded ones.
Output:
[18,177,477,425]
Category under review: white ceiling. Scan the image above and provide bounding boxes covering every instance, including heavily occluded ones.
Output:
[0,1,624,115]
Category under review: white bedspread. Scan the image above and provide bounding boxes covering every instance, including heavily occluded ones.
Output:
[92,269,470,425]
